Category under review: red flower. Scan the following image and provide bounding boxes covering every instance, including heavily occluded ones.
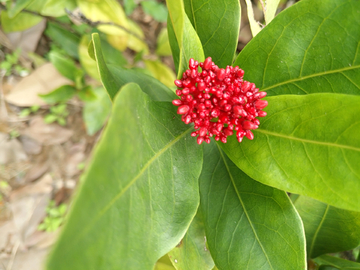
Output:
[172,57,268,145]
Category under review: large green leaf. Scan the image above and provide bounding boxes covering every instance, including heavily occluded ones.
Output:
[168,210,215,270]
[293,196,360,259]
[314,255,360,270]
[167,17,181,75]
[90,33,175,101]
[46,83,203,270]
[220,93,360,211]
[166,0,204,78]
[200,143,306,270]
[183,0,240,68]
[234,0,360,97]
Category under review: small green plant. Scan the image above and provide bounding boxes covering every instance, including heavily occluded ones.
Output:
[0,49,29,77]
[9,129,20,139]
[19,105,40,117]
[44,103,69,126]
[38,201,67,232]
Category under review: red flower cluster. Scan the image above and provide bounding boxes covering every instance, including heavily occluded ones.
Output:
[172,57,268,145]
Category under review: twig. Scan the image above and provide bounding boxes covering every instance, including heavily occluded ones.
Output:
[0,70,9,122]
[259,0,266,15]
[65,9,146,43]
[6,240,20,270]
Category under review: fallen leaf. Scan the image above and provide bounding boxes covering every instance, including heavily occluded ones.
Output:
[25,230,59,249]
[0,247,49,270]
[21,117,73,145]
[19,135,42,155]
[5,63,73,107]
[0,219,18,251]
[23,157,49,183]
[0,132,28,165]
[10,174,52,201]
[64,142,86,178]
[6,20,46,54]
[9,174,52,243]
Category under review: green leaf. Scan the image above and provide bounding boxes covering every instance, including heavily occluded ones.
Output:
[90,33,175,101]
[220,93,360,211]
[293,196,360,259]
[200,143,306,270]
[44,114,58,124]
[79,33,127,80]
[183,0,240,68]
[141,0,168,23]
[83,87,111,135]
[166,0,204,78]
[168,210,215,270]
[314,255,360,270]
[123,0,137,15]
[46,83,203,270]
[1,9,42,33]
[41,0,76,17]
[156,28,172,57]
[263,0,280,25]
[7,0,34,18]
[244,0,261,37]
[144,59,176,88]
[45,22,80,59]
[48,51,79,82]
[99,33,128,66]
[39,85,76,104]
[167,17,180,75]
[78,0,128,37]
[155,255,176,270]
[125,19,149,53]
[79,35,100,80]
[78,86,97,102]
[234,0,360,97]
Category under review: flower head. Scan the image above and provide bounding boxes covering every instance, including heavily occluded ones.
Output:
[172,57,268,145]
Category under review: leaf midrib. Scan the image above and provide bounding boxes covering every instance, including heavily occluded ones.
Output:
[309,204,330,258]
[260,65,360,92]
[66,127,192,249]
[256,129,360,152]
[218,145,275,270]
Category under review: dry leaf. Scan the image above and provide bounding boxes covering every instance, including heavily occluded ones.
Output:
[6,20,46,54]
[0,247,49,270]
[5,63,73,107]
[19,135,42,155]
[0,132,28,165]
[21,117,73,145]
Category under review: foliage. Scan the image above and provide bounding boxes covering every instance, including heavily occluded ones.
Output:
[38,201,67,232]
[1,0,360,269]
[44,103,69,126]
[0,49,29,76]
[20,105,40,117]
